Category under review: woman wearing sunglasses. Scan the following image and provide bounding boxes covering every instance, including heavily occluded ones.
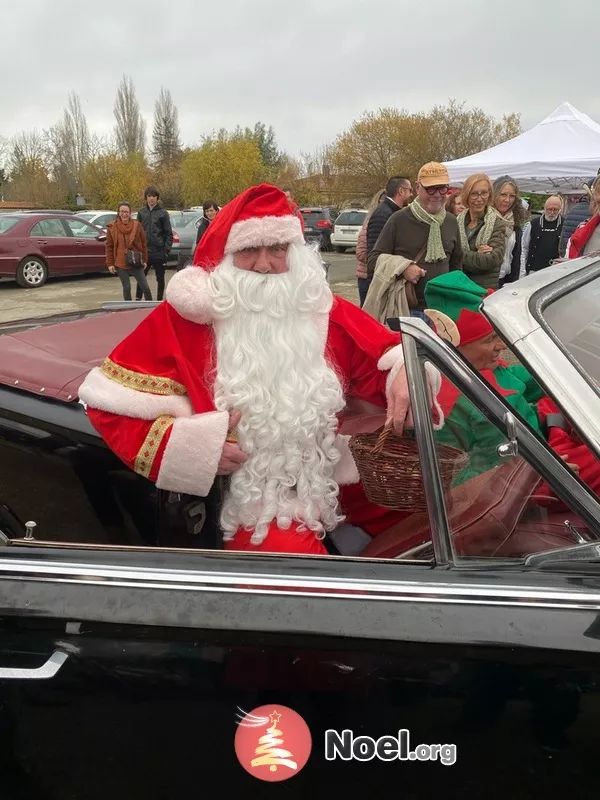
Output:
[456,173,507,290]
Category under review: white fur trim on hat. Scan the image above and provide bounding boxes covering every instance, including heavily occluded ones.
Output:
[156,411,229,497]
[225,215,304,253]
[78,367,193,420]
[165,266,213,325]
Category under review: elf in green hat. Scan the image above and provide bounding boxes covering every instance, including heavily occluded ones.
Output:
[423,272,545,483]
[422,272,600,502]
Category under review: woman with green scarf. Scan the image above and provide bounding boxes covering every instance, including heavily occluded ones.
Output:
[457,173,507,290]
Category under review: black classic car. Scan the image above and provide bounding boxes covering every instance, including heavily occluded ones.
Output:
[1,258,600,798]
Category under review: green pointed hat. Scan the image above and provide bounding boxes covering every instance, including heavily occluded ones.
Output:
[424,271,492,321]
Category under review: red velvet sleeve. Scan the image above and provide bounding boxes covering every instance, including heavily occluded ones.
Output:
[327,296,401,406]
[87,407,174,482]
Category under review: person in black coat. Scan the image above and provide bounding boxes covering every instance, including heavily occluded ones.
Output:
[364,176,413,295]
[195,200,219,248]
[136,186,173,301]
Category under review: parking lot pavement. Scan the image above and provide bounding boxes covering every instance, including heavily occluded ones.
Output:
[0,253,359,323]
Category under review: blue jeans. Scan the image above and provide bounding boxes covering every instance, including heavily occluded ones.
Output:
[358,277,371,307]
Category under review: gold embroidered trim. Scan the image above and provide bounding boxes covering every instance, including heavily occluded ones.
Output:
[134,415,174,478]
[101,358,187,396]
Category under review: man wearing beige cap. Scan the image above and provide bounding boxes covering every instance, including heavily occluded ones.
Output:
[366,162,463,318]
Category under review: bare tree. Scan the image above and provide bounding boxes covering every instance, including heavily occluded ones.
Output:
[0,134,8,168]
[152,87,181,166]
[10,130,47,172]
[46,92,91,194]
[114,75,147,157]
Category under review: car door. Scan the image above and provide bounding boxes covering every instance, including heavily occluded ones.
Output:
[27,217,74,273]
[61,217,107,272]
[3,324,600,796]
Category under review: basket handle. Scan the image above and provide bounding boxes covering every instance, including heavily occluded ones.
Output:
[371,420,393,454]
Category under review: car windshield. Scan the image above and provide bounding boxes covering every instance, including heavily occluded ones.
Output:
[542,274,600,387]
[169,212,200,228]
[336,211,367,226]
[0,217,20,234]
[76,213,95,221]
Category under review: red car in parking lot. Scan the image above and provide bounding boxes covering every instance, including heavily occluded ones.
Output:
[0,213,107,288]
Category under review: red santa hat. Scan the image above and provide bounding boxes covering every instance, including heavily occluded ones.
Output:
[455,308,494,345]
[192,183,304,269]
[166,184,306,325]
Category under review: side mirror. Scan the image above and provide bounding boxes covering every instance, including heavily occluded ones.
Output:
[97,233,107,242]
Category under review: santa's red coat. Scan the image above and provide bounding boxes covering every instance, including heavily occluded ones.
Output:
[79,293,412,554]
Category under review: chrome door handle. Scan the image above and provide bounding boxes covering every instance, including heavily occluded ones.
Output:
[0,649,68,680]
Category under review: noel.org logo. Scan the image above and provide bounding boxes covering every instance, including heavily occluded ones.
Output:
[234,705,312,782]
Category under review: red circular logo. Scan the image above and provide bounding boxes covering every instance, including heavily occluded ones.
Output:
[234,705,312,782]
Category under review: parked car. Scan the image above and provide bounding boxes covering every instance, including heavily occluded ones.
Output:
[299,207,337,251]
[2,259,600,795]
[0,213,107,287]
[330,208,367,252]
[76,210,118,232]
[21,209,76,215]
[168,210,203,268]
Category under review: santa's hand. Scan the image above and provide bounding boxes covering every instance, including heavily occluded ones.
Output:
[387,364,434,435]
[387,364,412,435]
[217,410,247,475]
[217,442,248,475]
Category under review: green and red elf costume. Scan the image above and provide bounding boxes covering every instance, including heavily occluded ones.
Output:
[423,272,600,501]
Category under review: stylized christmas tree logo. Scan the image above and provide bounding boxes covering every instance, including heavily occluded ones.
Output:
[235,704,311,782]
[251,710,297,773]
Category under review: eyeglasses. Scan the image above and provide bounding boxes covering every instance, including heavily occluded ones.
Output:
[499,192,516,201]
[470,190,490,200]
[423,185,449,196]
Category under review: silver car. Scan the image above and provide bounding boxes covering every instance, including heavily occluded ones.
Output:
[168,211,203,268]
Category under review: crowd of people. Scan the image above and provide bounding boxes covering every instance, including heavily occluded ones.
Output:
[359,163,600,325]
[77,175,600,559]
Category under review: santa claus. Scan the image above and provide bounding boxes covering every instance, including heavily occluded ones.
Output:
[78,184,443,556]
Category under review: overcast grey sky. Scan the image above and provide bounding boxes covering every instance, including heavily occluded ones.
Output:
[3,0,599,157]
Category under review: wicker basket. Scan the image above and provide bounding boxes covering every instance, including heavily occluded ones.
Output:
[348,424,469,511]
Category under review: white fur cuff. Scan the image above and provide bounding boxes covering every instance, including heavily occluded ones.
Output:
[332,434,360,485]
[377,344,404,372]
[79,367,193,420]
[156,411,229,497]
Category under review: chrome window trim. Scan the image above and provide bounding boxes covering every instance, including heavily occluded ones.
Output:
[402,334,452,566]
[1,555,600,610]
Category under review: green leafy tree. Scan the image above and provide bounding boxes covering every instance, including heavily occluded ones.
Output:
[181,131,266,206]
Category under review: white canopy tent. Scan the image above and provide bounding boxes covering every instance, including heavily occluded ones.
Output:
[443,102,600,193]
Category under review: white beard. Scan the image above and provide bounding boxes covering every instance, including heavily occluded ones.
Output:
[208,242,347,545]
